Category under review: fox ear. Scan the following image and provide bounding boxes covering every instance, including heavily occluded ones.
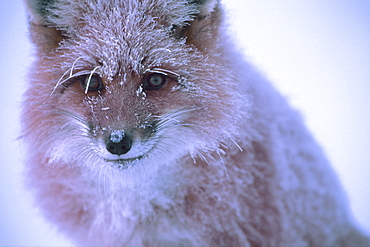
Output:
[174,0,222,49]
[190,0,219,18]
[25,0,64,53]
[24,0,57,25]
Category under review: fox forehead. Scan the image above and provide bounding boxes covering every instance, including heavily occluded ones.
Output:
[53,0,199,81]
[51,0,198,27]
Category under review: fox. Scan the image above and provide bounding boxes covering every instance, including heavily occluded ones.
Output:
[22,0,369,246]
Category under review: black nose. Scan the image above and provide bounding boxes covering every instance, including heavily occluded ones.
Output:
[106,130,132,155]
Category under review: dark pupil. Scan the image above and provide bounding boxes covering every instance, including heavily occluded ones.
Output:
[85,75,100,90]
[88,76,98,88]
[149,74,163,86]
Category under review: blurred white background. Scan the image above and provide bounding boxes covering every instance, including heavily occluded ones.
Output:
[0,1,368,246]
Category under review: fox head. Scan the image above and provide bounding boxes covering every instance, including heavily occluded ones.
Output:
[23,0,246,183]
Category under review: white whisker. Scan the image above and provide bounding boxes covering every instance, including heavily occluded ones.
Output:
[50,68,72,96]
[227,134,243,152]
[70,57,83,77]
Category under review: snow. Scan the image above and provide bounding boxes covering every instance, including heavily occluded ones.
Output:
[110,130,125,143]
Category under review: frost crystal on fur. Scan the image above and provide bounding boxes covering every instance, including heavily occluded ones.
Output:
[22,0,370,246]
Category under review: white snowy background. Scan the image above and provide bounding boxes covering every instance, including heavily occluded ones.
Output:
[0,1,369,246]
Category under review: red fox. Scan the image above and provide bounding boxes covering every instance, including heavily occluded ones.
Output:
[22,0,369,246]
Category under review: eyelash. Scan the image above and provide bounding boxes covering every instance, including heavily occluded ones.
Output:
[57,70,105,94]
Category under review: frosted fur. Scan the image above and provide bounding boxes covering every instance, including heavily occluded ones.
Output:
[22,0,370,246]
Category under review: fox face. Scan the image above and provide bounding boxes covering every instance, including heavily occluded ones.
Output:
[24,0,244,179]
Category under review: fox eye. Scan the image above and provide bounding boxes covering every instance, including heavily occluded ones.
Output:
[143,73,167,90]
[81,74,104,92]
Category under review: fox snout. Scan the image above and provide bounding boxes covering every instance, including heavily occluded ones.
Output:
[105,130,132,155]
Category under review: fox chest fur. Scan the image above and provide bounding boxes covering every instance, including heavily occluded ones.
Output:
[22,0,370,246]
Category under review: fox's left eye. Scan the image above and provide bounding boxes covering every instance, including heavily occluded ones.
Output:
[80,74,104,92]
[143,73,167,90]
